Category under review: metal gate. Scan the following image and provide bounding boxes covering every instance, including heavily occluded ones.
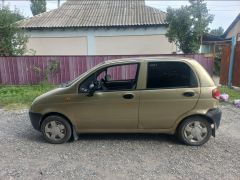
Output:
[232,42,240,87]
[220,41,240,87]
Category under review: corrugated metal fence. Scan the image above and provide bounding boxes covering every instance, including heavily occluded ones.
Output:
[0,54,214,85]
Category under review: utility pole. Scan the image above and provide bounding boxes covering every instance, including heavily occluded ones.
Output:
[57,0,60,8]
[1,0,5,9]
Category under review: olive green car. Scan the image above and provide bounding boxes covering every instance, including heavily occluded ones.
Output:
[29,57,222,146]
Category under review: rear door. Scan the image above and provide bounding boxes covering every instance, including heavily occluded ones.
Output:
[139,61,200,129]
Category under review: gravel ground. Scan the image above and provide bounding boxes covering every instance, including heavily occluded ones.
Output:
[0,105,240,180]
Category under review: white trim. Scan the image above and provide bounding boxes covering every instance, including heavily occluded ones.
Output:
[27,27,167,38]
[87,34,95,55]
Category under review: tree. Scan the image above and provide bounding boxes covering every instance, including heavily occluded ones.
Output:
[165,0,214,53]
[30,0,46,16]
[0,7,27,56]
[210,27,224,36]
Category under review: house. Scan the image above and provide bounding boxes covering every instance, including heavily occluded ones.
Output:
[199,13,240,54]
[18,0,177,56]
[223,13,240,40]
[200,34,226,54]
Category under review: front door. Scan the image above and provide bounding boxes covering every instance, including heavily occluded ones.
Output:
[73,63,140,130]
[139,61,200,129]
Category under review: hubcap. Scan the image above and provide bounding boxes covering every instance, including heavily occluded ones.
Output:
[183,121,208,143]
[44,121,66,141]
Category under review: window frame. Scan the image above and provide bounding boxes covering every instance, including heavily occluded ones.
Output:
[146,61,199,90]
[78,62,141,93]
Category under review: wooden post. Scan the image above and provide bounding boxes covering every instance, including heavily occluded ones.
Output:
[228,36,237,87]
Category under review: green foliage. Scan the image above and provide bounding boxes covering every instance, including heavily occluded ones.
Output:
[45,60,60,80]
[165,0,214,53]
[32,59,60,83]
[0,7,28,56]
[220,86,240,102]
[213,45,222,76]
[30,0,47,16]
[214,56,221,76]
[0,84,55,108]
[210,27,224,36]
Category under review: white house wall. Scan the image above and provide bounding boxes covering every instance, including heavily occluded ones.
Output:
[26,27,176,55]
[226,20,240,39]
[96,35,175,55]
[27,37,88,55]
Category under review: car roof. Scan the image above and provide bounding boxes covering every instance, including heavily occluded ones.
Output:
[104,56,195,64]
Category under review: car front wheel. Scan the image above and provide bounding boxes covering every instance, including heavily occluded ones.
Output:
[177,117,212,146]
[41,115,72,144]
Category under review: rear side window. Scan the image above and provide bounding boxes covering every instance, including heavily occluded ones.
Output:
[147,62,198,89]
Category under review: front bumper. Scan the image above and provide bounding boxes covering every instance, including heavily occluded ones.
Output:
[29,112,43,131]
[206,108,222,136]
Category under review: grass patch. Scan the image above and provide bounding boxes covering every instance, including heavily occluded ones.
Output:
[1,84,239,110]
[219,86,240,102]
[0,84,56,109]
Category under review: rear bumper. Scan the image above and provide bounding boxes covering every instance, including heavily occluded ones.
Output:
[29,112,43,131]
[207,108,222,128]
[206,108,222,136]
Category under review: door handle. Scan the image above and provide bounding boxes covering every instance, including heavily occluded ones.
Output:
[123,93,134,99]
[183,91,195,97]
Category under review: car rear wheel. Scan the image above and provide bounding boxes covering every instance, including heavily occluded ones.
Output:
[41,115,72,144]
[177,117,212,146]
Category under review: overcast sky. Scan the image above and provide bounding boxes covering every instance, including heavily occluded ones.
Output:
[1,0,240,31]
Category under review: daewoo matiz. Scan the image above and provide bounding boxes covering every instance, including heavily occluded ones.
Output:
[29,57,222,146]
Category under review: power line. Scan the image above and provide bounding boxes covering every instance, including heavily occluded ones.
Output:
[146,3,240,7]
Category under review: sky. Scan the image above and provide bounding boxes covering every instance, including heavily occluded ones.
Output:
[0,0,240,31]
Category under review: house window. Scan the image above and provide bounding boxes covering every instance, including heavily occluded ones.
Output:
[147,62,198,89]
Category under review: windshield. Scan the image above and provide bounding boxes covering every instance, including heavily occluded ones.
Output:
[64,62,106,87]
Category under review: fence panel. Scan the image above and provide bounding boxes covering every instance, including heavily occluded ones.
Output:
[220,44,231,86]
[0,54,214,85]
[232,42,240,87]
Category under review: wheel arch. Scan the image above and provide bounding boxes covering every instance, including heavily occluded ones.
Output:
[41,112,73,128]
[40,112,78,141]
[176,114,214,135]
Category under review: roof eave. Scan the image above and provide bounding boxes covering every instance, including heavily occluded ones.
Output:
[222,13,240,38]
[20,24,169,30]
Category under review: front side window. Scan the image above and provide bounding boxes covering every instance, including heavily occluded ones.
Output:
[80,63,139,92]
[147,62,198,89]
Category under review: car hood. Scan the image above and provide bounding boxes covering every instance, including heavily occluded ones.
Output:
[31,88,67,106]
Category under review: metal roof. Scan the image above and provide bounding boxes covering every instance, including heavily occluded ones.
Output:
[17,0,167,29]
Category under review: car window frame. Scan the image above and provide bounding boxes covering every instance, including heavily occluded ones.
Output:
[145,61,199,90]
[78,62,141,93]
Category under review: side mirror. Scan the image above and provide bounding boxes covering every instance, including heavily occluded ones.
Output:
[89,83,95,90]
[105,74,111,81]
[87,83,95,97]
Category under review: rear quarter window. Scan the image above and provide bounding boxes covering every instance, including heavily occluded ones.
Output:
[147,62,198,89]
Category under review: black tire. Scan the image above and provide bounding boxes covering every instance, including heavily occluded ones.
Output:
[177,116,212,146]
[41,115,72,144]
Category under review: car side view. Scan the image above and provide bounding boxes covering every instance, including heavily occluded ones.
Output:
[29,57,222,146]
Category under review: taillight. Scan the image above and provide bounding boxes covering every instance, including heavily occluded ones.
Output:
[212,88,220,100]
